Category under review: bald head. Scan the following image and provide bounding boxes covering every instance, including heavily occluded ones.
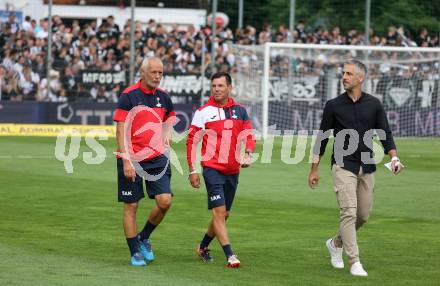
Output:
[140,56,164,90]
[141,56,163,72]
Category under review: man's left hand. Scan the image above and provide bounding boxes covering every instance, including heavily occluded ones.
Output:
[391,158,403,175]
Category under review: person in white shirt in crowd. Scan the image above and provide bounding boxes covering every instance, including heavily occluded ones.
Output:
[38,70,65,102]
[21,16,32,33]
[17,64,40,100]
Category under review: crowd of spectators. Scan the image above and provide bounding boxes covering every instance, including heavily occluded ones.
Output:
[0,13,439,102]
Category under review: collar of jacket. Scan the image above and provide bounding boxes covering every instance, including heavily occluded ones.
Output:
[207,96,235,108]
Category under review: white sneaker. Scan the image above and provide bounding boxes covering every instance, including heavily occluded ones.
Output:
[350,262,368,276]
[227,255,240,268]
[326,238,344,269]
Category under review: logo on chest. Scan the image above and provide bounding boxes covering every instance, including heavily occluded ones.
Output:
[156,97,162,108]
[231,109,238,119]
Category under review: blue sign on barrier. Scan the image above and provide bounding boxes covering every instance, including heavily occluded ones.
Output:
[0,101,438,136]
[0,10,23,24]
[263,102,440,137]
[0,102,194,133]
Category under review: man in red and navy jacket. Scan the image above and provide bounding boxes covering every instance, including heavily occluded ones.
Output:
[113,57,175,266]
[186,71,256,268]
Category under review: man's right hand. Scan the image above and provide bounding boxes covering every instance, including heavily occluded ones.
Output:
[123,160,136,182]
[308,170,319,189]
[189,173,200,188]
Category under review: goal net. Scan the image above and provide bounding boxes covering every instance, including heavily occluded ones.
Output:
[230,43,440,138]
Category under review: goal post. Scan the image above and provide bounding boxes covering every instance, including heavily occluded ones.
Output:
[231,43,440,139]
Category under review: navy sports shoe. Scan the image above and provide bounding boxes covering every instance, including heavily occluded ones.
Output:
[196,245,213,262]
[130,252,146,266]
[138,237,155,262]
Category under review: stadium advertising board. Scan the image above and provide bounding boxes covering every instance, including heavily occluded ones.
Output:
[0,123,114,137]
[0,101,438,136]
[161,73,211,104]
[267,76,437,108]
[0,10,23,23]
[0,102,194,133]
[262,103,440,137]
[234,74,438,108]
[80,70,127,87]
[77,72,208,104]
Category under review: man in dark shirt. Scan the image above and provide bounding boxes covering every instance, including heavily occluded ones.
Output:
[106,15,120,39]
[308,59,403,277]
[386,25,399,46]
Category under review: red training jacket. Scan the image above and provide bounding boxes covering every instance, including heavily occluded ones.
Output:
[113,80,175,162]
[186,96,256,175]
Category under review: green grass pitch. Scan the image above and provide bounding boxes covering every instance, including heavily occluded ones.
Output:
[0,136,439,285]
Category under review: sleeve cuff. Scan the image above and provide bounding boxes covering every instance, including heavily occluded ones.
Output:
[113,108,128,122]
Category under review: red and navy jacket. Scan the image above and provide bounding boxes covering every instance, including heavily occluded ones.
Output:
[113,80,175,161]
[186,96,256,175]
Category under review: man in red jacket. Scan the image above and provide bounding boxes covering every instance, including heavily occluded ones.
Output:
[186,71,256,268]
[114,57,175,266]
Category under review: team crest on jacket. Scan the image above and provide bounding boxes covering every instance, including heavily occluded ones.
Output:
[232,110,238,119]
[156,97,162,107]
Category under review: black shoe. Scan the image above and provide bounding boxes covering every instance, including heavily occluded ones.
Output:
[196,245,213,262]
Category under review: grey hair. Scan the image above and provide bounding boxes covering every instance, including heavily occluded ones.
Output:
[140,56,163,71]
[344,59,367,78]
